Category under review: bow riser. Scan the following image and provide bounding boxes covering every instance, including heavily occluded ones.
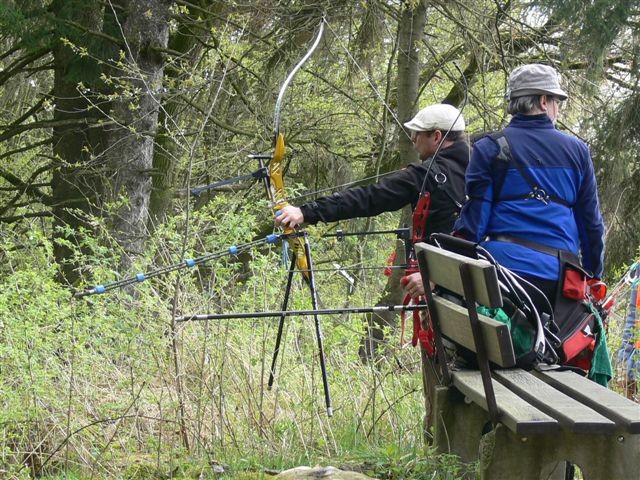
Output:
[269,132,311,281]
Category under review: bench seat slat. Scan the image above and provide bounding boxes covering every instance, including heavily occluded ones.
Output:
[534,370,640,433]
[452,370,559,435]
[493,369,616,434]
[416,242,502,308]
[433,297,515,368]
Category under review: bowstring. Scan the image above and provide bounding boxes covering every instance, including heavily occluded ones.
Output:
[417,61,469,198]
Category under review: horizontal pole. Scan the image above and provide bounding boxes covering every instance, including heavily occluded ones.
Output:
[321,227,409,240]
[177,304,427,322]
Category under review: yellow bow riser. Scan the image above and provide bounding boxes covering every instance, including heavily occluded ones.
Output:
[270,133,311,281]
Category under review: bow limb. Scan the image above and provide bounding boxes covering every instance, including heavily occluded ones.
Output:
[268,20,324,282]
[273,20,325,140]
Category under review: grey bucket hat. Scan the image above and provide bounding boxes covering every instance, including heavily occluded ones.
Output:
[506,64,568,101]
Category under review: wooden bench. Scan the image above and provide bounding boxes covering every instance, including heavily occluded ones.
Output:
[415,241,640,480]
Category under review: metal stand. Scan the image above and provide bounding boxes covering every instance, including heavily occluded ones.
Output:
[268,255,297,391]
[267,232,332,416]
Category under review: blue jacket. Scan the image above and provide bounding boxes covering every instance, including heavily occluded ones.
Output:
[454,114,605,280]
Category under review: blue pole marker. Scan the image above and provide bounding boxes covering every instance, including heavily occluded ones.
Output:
[73,234,282,298]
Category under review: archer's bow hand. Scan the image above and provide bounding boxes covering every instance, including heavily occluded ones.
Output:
[275,205,305,229]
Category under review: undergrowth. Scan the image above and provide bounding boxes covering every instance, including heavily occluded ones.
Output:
[0,214,474,479]
[0,213,633,479]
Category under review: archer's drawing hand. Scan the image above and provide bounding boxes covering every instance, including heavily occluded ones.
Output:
[274,205,304,229]
[400,272,425,299]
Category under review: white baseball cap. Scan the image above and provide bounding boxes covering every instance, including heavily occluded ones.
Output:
[403,104,465,132]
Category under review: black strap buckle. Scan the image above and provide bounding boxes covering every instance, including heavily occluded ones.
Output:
[527,186,549,205]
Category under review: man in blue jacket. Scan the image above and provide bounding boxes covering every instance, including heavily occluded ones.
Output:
[454,63,605,303]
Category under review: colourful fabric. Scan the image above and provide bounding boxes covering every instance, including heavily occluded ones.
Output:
[477,305,533,358]
[454,114,605,280]
[616,278,640,381]
[587,302,613,386]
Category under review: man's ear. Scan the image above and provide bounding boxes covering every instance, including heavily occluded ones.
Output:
[539,95,550,112]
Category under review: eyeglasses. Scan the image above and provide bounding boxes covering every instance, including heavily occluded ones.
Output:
[410,130,437,142]
[549,96,564,107]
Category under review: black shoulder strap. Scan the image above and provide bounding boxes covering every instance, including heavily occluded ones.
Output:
[489,132,511,201]
[427,161,463,210]
[489,131,572,207]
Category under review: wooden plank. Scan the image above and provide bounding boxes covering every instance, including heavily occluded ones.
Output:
[415,242,502,308]
[432,296,516,367]
[493,369,616,434]
[534,370,640,433]
[452,369,559,435]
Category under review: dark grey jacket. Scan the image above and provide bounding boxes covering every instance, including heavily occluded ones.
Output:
[300,140,469,237]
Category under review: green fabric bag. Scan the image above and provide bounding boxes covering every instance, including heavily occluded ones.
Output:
[586,303,613,387]
[477,305,534,358]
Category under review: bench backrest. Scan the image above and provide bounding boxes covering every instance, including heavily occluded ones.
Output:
[415,242,516,368]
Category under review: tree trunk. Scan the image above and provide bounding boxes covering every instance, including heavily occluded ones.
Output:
[359,0,427,362]
[149,3,212,227]
[100,0,171,268]
[50,0,105,283]
[396,1,425,168]
[50,0,171,278]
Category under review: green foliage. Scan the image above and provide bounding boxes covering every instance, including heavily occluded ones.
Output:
[535,0,636,68]
[0,1,50,50]
[0,203,439,478]
[2,0,640,478]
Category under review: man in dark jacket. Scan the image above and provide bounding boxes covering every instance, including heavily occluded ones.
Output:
[454,64,605,303]
[275,103,469,293]
[276,103,469,442]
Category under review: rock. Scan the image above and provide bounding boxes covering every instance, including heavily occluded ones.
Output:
[275,466,378,480]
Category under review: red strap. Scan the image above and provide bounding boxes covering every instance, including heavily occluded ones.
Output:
[384,250,397,277]
[412,192,431,245]
[416,310,435,356]
[400,292,435,357]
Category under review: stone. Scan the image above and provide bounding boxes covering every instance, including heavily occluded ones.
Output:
[275,466,378,480]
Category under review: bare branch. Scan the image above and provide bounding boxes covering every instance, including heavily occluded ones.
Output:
[0,211,52,223]
[0,47,50,88]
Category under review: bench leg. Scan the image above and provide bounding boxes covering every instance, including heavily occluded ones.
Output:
[432,385,640,479]
[432,385,488,464]
[479,425,564,480]
[551,430,640,479]
[481,426,640,480]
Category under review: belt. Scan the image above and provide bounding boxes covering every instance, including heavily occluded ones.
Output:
[487,234,579,264]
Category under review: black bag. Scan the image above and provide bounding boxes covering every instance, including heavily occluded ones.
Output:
[431,234,598,372]
[431,234,548,368]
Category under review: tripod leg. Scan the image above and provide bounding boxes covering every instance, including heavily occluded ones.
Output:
[268,254,297,390]
[302,233,332,417]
